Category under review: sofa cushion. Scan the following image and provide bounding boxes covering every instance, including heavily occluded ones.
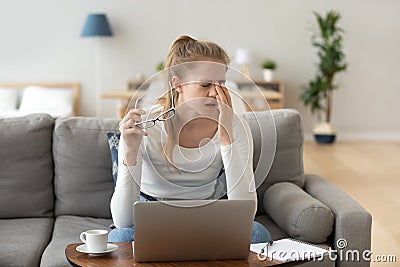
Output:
[0,114,54,218]
[263,182,334,243]
[40,215,112,267]
[242,109,305,214]
[53,117,120,218]
[0,218,53,267]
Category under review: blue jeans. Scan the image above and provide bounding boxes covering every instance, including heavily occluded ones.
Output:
[109,221,271,244]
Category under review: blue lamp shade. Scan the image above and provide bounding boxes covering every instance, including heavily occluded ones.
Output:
[81,14,113,37]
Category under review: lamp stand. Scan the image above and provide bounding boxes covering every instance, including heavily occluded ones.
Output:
[241,64,251,78]
[94,37,101,117]
[80,13,113,117]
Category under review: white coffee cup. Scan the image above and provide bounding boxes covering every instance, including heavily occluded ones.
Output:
[80,229,108,253]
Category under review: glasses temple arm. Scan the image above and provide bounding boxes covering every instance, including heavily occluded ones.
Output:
[168,81,175,108]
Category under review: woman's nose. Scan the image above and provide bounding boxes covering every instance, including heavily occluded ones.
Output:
[208,83,218,97]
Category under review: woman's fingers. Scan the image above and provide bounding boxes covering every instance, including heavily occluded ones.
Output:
[124,119,136,129]
[120,119,147,135]
[223,85,232,107]
[220,84,232,107]
[123,127,148,136]
[215,84,226,102]
[119,118,141,131]
[215,84,232,108]
[120,119,144,131]
[119,109,146,127]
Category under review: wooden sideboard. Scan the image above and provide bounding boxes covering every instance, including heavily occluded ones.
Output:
[234,80,284,110]
[102,79,284,118]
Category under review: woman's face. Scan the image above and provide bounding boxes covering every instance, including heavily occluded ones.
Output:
[173,58,227,117]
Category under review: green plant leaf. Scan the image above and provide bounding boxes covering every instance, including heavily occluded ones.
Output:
[155,61,164,72]
[302,10,348,122]
[261,59,277,70]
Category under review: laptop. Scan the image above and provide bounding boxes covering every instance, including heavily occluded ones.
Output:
[133,199,255,262]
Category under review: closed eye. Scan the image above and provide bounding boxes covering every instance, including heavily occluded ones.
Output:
[200,82,213,88]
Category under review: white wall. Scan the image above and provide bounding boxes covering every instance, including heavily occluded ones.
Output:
[1,0,399,140]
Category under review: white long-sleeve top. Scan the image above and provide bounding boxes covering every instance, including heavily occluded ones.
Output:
[110,115,257,228]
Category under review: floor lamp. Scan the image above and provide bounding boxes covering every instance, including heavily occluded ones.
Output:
[81,13,113,117]
[235,48,251,79]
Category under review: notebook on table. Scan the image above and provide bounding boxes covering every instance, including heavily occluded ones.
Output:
[133,199,255,262]
[250,238,329,263]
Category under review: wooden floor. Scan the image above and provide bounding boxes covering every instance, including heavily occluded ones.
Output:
[303,142,400,266]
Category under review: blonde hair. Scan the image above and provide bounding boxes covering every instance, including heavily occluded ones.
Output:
[157,35,230,170]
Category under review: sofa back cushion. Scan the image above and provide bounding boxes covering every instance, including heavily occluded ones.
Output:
[242,109,305,214]
[0,114,54,218]
[53,117,119,218]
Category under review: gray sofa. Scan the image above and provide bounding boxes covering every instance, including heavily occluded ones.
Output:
[0,109,372,267]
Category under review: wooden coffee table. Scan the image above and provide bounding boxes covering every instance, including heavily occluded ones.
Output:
[65,242,291,267]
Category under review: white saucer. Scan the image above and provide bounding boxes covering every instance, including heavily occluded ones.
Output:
[76,243,118,256]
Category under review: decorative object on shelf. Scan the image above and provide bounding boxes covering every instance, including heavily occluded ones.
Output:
[300,10,347,144]
[81,13,113,117]
[155,61,164,72]
[136,73,145,80]
[235,48,251,78]
[261,59,277,82]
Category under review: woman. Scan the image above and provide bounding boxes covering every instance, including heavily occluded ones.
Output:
[109,35,271,243]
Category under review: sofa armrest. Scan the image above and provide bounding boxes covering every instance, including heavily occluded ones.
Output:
[304,174,372,267]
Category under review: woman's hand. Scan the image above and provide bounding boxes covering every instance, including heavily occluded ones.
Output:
[215,83,233,146]
[119,109,148,165]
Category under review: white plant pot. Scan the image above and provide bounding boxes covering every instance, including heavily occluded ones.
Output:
[313,122,336,144]
[263,69,274,81]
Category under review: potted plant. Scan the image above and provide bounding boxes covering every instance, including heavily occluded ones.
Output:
[300,10,347,144]
[261,59,277,81]
[155,61,164,72]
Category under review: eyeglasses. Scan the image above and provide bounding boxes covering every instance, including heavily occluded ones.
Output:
[133,81,176,129]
